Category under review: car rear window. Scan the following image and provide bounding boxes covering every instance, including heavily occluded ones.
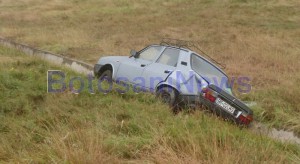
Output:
[191,54,228,85]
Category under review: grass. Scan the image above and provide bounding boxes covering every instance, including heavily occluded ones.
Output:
[0,0,300,162]
[1,0,299,136]
[0,45,300,163]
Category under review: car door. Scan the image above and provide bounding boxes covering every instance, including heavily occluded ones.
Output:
[116,45,164,84]
[142,48,181,91]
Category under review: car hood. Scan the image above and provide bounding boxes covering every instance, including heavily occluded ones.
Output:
[98,56,129,63]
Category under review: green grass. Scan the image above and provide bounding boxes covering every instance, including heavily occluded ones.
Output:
[1,0,300,162]
[0,46,300,163]
[0,0,299,134]
[241,86,300,135]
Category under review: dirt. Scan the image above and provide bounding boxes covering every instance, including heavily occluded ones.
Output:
[251,121,300,145]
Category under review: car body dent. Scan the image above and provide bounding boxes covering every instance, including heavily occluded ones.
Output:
[156,70,208,95]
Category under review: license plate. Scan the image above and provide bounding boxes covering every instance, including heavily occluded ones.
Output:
[215,98,236,114]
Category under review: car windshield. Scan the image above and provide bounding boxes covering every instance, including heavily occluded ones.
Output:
[191,54,232,94]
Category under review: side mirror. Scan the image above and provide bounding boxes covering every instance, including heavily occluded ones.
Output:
[130,50,138,58]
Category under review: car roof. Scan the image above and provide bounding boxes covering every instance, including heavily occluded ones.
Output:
[149,44,227,76]
[150,44,191,52]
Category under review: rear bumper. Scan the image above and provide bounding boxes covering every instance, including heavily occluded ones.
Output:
[180,94,251,125]
[199,96,238,122]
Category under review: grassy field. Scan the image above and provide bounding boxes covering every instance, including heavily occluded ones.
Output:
[1,0,299,135]
[0,45,299,163]
[0,0,300,162]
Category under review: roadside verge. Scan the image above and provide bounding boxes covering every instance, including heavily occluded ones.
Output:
[0,37,93,75]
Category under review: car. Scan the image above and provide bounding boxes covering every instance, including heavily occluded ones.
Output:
[94,39,253,125]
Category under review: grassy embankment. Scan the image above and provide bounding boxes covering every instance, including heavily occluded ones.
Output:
[0,0,299,135]
[0,46,300,162]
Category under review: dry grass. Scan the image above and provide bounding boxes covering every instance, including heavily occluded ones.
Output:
[1,0,299,133]
[1,46,299,163]
[0,0,300,162]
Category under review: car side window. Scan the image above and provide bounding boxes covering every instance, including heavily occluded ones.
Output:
[138,46,162,62]
[156,48,180,67]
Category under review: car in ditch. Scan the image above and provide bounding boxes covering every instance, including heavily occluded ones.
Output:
[94,39,253,125]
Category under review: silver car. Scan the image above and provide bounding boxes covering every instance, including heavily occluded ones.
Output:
[94,42,253,125]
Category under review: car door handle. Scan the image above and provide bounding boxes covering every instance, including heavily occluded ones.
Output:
[141,64,146,67]
[164,70,172,73]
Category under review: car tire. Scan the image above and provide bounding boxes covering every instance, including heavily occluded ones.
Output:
[157,87,180,114]
[99,70,112,82]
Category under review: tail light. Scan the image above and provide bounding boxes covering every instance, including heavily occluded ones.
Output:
[202,87,217,103]
[238,114,253,125]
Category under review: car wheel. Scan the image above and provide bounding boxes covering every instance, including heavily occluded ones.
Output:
[99,70,112,82]
[157,87,180,113]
